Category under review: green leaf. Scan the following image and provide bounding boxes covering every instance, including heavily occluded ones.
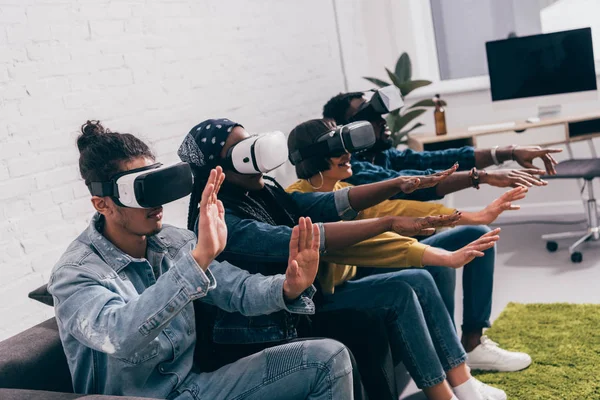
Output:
[394,52,412,83]
[385,68,404,88]
[401,122,424,135]
[408,99,436,109]
[392,131,409,145]
[395,109,427,132]
[363,77,389,88]
[397,80,432,96]
[386,113,399,134]
[407,98,447,109]
[392,122,424,146]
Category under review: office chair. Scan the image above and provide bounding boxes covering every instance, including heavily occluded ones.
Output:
[542,158,600,263]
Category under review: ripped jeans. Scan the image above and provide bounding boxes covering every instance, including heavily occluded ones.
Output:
[171,338,354,400]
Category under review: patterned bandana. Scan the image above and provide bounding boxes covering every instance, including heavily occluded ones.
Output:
[178,118,243,171]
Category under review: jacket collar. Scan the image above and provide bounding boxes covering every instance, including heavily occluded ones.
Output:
[86,213,169,273]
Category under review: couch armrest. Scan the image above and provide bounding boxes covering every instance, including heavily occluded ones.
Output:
[0,389,160,400]
[0,318,73,392]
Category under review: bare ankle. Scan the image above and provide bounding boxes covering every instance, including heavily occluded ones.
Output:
[422,380,455,400]
[446,363,472,388]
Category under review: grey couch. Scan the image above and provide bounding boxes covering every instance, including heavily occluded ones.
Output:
[5,288,410,400]
[0,317,158,400]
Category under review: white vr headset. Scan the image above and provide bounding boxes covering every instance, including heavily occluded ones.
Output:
[222,131,288,174]
[88,162,194,208]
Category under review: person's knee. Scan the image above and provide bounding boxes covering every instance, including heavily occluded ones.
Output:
[304,339,352,378]
[381,280,419,313]
[425,265,456,286]
[410,269,436,285]
[461,224,492,239]
[394,269,438,291]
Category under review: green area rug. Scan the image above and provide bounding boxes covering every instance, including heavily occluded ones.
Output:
[474,303,600,399]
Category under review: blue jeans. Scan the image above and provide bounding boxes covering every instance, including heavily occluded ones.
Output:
[174,339,353,400]
[421,225,494,332]
[320,269,467,389]
[356,225,494,333]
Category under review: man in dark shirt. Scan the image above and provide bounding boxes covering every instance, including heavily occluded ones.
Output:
[321,92,559,373]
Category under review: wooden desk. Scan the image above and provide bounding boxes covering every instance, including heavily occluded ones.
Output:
[407,112,600,151]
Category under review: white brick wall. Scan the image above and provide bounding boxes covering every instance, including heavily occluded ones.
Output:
[0,0,383,341]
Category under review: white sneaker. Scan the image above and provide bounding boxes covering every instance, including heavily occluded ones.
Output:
[466,335,532,372]
[475,379,507,400]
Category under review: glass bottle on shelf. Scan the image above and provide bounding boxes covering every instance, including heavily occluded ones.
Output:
[433,93,447,136]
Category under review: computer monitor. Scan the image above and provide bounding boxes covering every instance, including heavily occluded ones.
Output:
[486,27,597,118]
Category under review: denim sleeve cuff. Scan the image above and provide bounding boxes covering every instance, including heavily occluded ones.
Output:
[334,187,358,220]
[204,265,217,290]
[317,223,326,253]
[464,147,476,170]
[272,275,316,315]
[172,251,217,300]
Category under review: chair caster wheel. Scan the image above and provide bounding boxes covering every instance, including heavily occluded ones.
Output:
[571,252,583,263]
[546,241,558,252]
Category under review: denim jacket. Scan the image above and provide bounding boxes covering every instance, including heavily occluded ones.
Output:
[348,147,476,201]
[48,213,316,398]
[197,187,358,345]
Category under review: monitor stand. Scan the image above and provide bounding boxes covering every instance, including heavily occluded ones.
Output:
[537,104,562,119]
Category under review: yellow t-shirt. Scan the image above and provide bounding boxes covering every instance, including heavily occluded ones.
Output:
[286,179,456,294]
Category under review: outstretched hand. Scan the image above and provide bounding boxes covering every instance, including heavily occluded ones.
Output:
[478,186,528,225]
[482,168,547,188]
[389,212,462,237]
[445,228,500,269]
[192,167,227,270]
[397,163,459,193]
[283,217,321,301]
[512,145,562,175]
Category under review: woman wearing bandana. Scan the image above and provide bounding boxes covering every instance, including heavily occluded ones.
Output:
[179,119,507,400]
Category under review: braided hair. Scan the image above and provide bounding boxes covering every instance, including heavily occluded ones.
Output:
[179,118,241,231]
[218,176,299,228]
[186,165,206,231]
[187,169,299,232]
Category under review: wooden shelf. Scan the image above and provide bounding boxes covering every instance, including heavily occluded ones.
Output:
[407,112,600,151]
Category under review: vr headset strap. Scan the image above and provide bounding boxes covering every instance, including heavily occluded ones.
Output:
[289,141,331,165]
[88,181,117,197]
[249,140,260,173]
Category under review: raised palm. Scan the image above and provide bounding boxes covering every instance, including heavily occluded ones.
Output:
[194,167,227,269]
[284,217,320,300]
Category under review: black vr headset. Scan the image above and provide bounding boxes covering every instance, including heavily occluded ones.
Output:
[288,121,375,165]
[349,85,405,122]
[88,162,194,208]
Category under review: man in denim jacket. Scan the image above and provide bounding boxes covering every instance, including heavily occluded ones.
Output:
[48,121,354,400]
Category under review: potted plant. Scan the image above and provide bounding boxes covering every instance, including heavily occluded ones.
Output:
[364,52,444,146]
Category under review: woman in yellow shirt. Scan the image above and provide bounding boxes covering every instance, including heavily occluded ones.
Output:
[287,118,532,376]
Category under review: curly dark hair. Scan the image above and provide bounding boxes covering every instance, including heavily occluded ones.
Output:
[288,119,337,180]
[322,92,364,124]
[77,120,155,189]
